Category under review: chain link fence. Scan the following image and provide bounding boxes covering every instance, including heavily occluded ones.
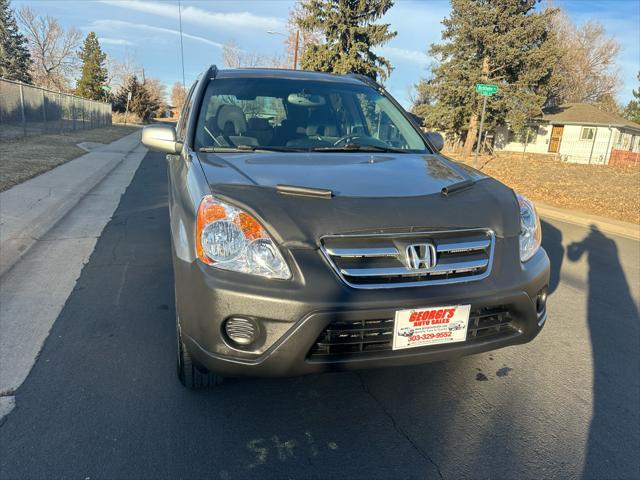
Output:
[0,78,112,141]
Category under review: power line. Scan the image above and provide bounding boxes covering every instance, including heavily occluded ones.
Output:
[178,0,186,88]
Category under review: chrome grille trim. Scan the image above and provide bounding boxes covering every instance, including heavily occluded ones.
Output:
[324,247,399,258]
[340,259,489,277]
[436,239,490,253]
[320,228,495,289]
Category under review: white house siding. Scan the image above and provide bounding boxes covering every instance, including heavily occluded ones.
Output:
[494,124,623,164]
[493,125,552,154]
[555,125,617,164]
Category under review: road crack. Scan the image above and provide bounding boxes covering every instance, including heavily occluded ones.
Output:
[355,372,444,479]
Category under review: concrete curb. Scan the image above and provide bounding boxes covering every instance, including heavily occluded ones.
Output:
[0,131,142,278]
[537,202,640,241]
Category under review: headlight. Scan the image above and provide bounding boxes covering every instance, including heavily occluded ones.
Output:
[195,195,291,279]
[517,193,541,262]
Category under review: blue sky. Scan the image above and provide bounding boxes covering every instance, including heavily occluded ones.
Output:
[13,0,640,107]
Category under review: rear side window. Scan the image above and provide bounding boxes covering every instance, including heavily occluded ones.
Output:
[193,77,429,153]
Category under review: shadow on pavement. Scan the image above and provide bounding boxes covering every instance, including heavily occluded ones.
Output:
[567,225,640,479]
[541,220,564,296]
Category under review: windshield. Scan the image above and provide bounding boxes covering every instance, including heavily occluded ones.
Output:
[193,77,430,153]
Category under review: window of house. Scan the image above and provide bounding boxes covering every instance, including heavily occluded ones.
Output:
[580,127,596,141]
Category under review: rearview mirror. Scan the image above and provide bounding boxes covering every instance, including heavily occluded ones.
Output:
[426,131,444,152]
[141,124,182,154]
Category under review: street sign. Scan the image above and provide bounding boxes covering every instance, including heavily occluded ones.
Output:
[127,91,132,100]
[101,85,112,92]
[473,83,498,168]
[476,83,498,96]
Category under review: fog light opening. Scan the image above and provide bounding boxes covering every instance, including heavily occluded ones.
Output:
[536,289,548,316]
[224,317,258,347]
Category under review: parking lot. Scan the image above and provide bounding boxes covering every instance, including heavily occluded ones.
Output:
[0,150,638,479]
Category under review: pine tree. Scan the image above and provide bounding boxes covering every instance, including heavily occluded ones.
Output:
[623,72,640,124]
[0,0,32,83]
[113,75,160,123]
[76,32,107,100]
[414,0,559,157]
[297,0,397,82]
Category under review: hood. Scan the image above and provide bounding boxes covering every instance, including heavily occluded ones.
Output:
[199,152,474,197]
[197,152,520,247]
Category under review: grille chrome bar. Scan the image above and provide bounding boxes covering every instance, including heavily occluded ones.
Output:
[340,259,489,278]
[323,247,399,258]
[320,228,494,289]
[436,239,490,253]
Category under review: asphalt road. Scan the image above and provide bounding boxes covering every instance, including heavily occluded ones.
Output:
[1,151,638,480]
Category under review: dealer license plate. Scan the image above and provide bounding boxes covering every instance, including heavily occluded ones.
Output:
[392,305,471,350]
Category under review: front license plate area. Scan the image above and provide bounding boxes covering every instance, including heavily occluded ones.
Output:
[392,305,471,350]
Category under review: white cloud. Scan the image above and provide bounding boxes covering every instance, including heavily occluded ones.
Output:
[99,0,283,31]
[100,37,135,46]
[90,19,223,49]
[377,46,430,66]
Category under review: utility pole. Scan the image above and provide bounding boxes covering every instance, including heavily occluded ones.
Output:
[475,95,487,168]
[293,30,300,70]
[124,91,132,125]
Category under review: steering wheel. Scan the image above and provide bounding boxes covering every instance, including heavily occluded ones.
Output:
[333,134,364,146]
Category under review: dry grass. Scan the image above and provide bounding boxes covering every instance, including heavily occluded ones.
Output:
[447,151,640,224]
[111,111,143,125]
[0,124,140,192]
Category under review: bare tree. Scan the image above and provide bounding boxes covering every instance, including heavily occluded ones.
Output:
[222,40,259,68]
[106,52,139,90]
[285,0,321,69]
[170,81,187,117]
[549,11,622,110]
[144,77,167,117]
[17,7,81,91]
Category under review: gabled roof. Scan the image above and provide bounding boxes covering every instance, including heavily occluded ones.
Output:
[542,103,640,131]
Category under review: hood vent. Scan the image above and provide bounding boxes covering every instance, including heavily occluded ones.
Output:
[276,184,333,199]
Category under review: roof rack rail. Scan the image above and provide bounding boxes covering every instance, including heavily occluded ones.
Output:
[346,73,382,90]
[207,64,219,79]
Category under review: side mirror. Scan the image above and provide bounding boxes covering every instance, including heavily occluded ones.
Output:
[426,131,444,152]
[141,124,182,154]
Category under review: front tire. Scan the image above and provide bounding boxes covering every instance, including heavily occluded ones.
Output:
[176,325,223,389]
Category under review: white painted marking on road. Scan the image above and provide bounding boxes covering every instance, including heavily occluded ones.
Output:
[0,396,15,423]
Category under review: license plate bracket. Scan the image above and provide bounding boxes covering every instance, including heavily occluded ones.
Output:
[392,305,471,350]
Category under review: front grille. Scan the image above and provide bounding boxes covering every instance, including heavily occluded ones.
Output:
[308,306,515,359]
[321,229,494,289]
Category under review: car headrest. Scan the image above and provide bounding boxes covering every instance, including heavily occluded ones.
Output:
[216,104,247,135]
[306,108,337,137]
[247,117,270,131]
[206,116,220,134]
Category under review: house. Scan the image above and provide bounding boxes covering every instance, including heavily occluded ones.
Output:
[493,103,640,166]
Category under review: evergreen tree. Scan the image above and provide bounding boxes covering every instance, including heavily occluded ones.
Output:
[76,32,107,100]
[113,75,160,123]
[623,72,640,125]
[297,0,397,82]
[0,0,32,83]
[414,0,559,157]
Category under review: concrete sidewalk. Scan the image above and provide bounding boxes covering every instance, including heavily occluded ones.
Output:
[0,131,142,278]
[0,134,147,420]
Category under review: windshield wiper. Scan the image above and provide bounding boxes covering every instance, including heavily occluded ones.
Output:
[311,144,406,153]
[199,145,306,153]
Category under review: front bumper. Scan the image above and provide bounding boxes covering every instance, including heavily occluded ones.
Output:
[175,239,550,377]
